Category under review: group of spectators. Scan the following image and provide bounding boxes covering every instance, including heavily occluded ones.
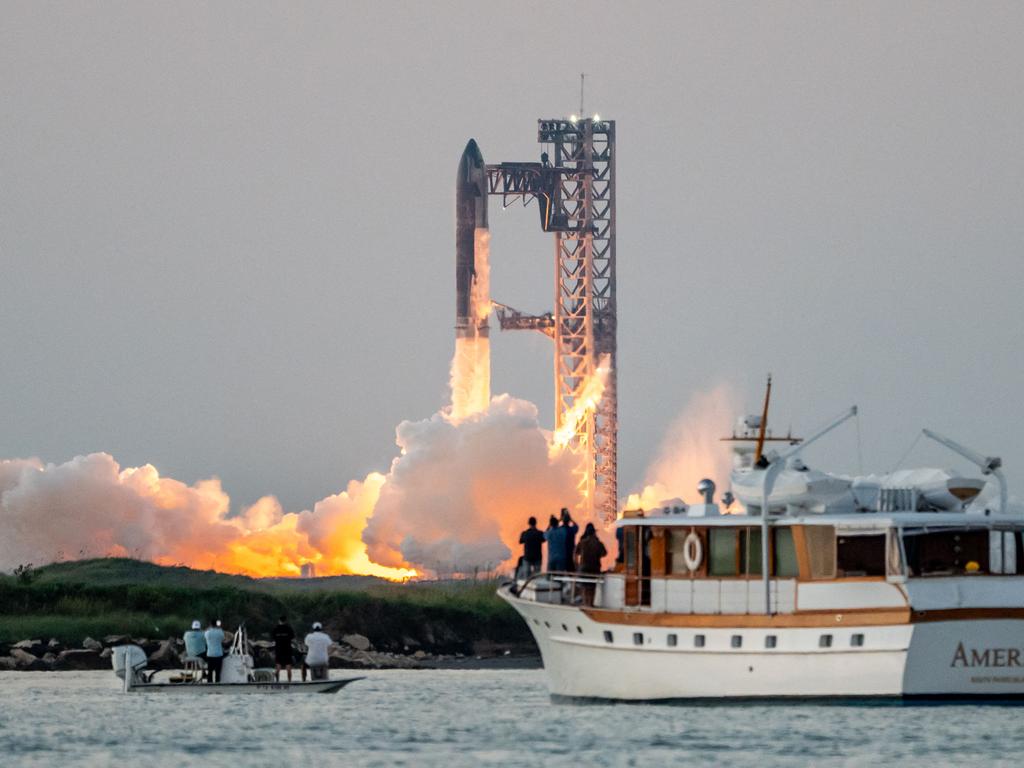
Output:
[517,507,608,605]
[181,617,333,683]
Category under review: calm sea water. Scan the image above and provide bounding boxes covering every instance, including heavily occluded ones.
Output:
[2,670,1024,767]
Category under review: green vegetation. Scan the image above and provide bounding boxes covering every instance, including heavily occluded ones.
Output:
[0,559,530,653]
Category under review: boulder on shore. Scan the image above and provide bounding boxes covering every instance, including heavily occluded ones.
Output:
[341,633,372,652]
[13,639,46,656]
[10,648,48,671]
[148,639,180,669]
[55,649,105,670]
[0,656,17,671]
[103,634,132,647]
[82,637,103,652]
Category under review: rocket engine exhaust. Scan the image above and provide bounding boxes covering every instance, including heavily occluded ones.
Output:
[450,139,491,420]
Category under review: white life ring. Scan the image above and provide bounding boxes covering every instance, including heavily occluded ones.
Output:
[682,531,703,572]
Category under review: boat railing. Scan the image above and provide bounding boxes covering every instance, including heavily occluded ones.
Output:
[514,571,604,606]
[514,571,799,614]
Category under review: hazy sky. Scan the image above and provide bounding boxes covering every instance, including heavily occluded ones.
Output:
[2,1,1022,511]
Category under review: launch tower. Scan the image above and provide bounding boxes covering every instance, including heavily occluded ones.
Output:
[483,117,618,522]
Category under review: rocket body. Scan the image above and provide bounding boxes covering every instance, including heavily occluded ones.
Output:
[455,139,489,339]
[450,139,491,420]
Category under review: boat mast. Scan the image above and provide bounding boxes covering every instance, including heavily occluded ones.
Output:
[754,375,772,466]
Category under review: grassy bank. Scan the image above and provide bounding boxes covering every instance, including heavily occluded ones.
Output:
[0,559,531,654]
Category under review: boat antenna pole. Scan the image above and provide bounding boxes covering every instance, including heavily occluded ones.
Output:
[754,374,772,467]
[922,428,1006,514]
[760,405,858,613]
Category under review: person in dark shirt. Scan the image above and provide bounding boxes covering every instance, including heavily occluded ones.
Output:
[575,523,608,606]
[560,508,579,569]
[518,517,545,578]
[272,616,296,682]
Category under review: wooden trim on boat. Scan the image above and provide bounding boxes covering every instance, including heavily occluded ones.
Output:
[582,606,1024,628]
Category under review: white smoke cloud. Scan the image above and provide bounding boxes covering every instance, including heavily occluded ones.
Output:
[364,394,581,574]
[626,384,740,510]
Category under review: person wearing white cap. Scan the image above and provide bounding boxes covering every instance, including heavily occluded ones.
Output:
[183,619,208,681]
[302,622,332,682]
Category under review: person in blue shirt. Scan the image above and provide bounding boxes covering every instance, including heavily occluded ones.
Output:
[183,620,207,681]
[545,515,567,572]
[204,620,225,683]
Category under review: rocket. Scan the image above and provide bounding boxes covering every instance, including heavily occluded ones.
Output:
[455,138,489,339]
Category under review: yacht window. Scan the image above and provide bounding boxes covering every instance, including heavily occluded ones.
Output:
[633,632,644,646]
[819,634,833,648]
[739,528,763,576]
[623,528,638,570]
[731,635,743,648]
[851,634,865,647]
[773,528,799,577]
[603,631,614,644]
[902,530,989,576]
[709,528,739,576]
[667,634,678,647]
[804,525,837,579]
[765,635,777,649]
[694,634,706,648]
[837,534,887,577]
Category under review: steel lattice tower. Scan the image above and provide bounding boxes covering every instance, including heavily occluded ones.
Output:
[483,117,617,522]
[540,118,617,521]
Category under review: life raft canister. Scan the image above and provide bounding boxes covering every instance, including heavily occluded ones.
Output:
[682,531,703,572]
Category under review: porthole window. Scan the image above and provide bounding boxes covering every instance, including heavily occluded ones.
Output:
[819,634,833,648]
[667,634,678,647]
[544,621,551,628]
[851,633,865,647]
[633,632,644,646]
[765,635,777,649]
[694,634,706,648]
[561,624,568,632]
[731,635,743,649]
[576,626,583,634]
[603,630,614,644]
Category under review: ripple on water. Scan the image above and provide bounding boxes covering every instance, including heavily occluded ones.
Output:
[2,670,1024,767]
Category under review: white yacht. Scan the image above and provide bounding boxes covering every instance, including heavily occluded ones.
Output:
[500,383,1023,700]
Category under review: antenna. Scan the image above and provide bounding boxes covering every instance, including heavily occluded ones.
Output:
[579,73,586,117]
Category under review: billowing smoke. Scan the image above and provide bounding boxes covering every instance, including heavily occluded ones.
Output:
[364,395,580,575]
[0,397,588,578]
[626,385,739,510]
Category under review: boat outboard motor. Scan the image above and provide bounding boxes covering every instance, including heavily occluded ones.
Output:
[112,645,148,692]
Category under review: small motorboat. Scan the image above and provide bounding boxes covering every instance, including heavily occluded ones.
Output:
[112,626,362,694]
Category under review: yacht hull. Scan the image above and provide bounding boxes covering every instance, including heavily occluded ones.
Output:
[499,586,1024,700]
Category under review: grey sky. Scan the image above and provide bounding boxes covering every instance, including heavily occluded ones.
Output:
[2,1,1022,511]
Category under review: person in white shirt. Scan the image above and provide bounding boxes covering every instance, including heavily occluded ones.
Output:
[204,620,226,683]
[302,622,332,682]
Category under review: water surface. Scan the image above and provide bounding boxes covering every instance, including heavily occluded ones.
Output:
[2,670,1022,766]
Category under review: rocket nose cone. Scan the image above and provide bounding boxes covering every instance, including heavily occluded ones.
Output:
[460,138,484,169]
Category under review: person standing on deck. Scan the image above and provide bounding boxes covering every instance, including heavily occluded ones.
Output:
[204,620,225,683]
[545,515,567,572]
[303,622,333,682]
[560,508,579,570]
[575,523,608,606]
[272,616,296,682]
[183,620,208,681]
[518,517,545,578]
